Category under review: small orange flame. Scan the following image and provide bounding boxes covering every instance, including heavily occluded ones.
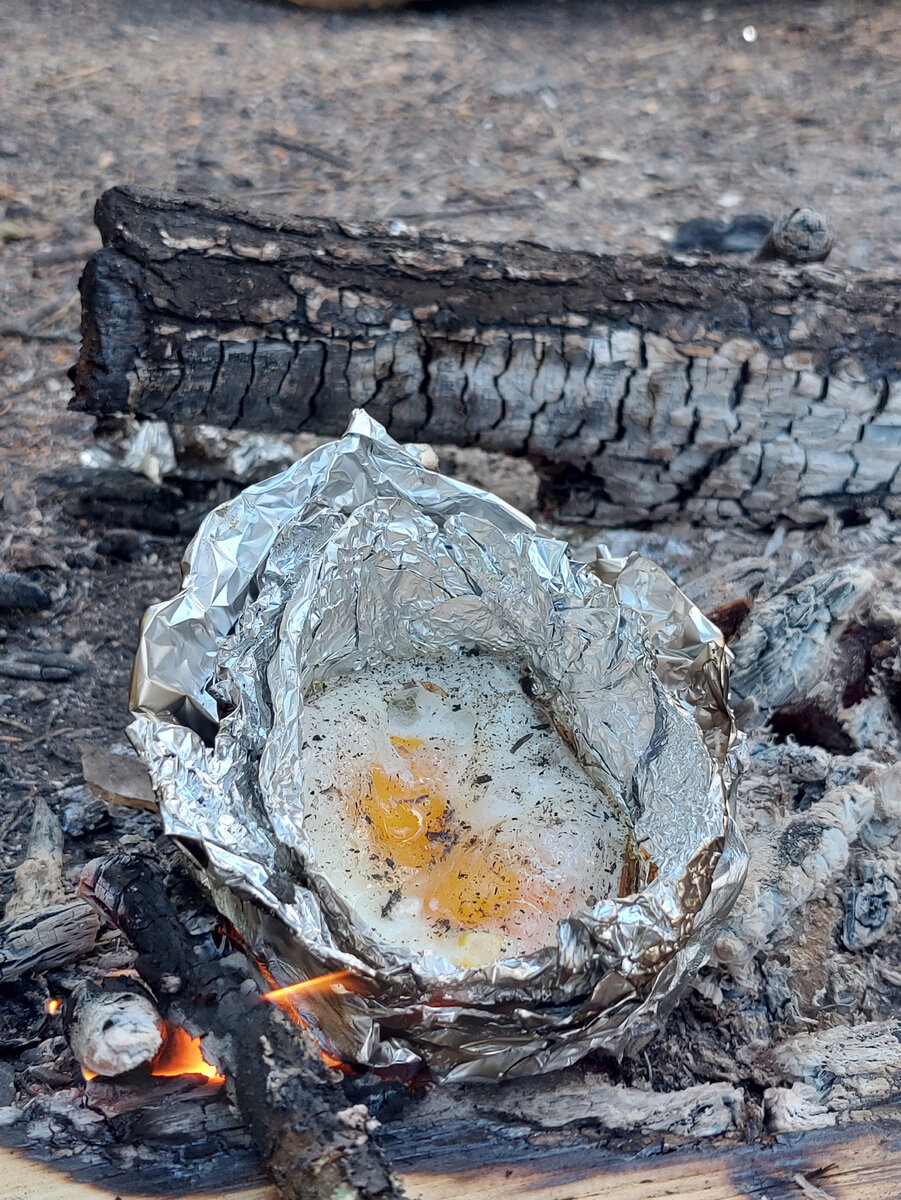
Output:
[78,1027,223,1086]
[262,970,357,1004]
[151,1026,225,1085]
[45,998,60,1015]
[260,967,356,1072]
[320,1048,348,1070]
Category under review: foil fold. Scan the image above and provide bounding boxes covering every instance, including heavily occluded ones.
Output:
[129,411,748,1081]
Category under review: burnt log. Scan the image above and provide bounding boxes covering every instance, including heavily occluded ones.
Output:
[78,853,406,1200]
[0,572,51,613]
[74,187,900,527]
[1,1066,263,1195]
[4,799,67,918]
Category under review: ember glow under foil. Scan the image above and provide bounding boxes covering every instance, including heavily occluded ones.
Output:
[128,412,748,1081]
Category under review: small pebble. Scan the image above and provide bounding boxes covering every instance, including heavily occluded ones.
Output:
[757,207,834,264]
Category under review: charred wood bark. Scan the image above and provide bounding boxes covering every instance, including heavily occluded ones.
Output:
[74,187,900,527]
[78,852,406,1200]
[0,572,51,612]
[0,976,53,1050]
[1,1065,263,1195]
[5,798,66,918]
[0,902,100,984]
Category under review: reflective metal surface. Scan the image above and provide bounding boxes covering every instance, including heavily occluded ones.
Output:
[129,412,748,1081]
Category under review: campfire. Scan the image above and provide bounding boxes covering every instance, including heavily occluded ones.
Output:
[65,967,361,1086]
[146,1025,225,1085]
[0,829,406,1200]
[3,170,900,1200]
[0,412,748,1200]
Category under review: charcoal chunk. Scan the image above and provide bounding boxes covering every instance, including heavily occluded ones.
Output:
[0,572,50,612]
[672,213,774,255]
[0,650,86,681]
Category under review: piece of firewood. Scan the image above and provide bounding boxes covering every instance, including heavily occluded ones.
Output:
[0,572,51,612]
[0,1069,263,1194]
[5,799,67,919]
[6,1104,901,1200]
[80,745,159,814]
[63,975,165,1078]
[0,902,100,985]
[78,853,406,1200]
[73,187,900,527]
[0,800,100,983]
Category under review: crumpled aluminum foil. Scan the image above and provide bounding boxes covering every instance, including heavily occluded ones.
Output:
[128,411,748,1082]
[82,416,307,485]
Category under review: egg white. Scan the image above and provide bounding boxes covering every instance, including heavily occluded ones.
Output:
[299,655,628,968]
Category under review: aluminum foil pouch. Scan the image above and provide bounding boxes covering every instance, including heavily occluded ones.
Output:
[128,411,748,1081]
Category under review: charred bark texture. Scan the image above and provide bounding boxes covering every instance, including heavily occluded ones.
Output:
[0,800,99,984]
[78,853,406,1200]
[0,901,99,984]
[1,1066,263,1196]
[75,187,900,526]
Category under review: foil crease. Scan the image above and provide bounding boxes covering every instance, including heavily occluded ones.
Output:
[128,411,748,1081]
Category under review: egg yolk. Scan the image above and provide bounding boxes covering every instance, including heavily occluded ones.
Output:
[422,838,553,929]
[360,739,449,869]
[358,737,555,936]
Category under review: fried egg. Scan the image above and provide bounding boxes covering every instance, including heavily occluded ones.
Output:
[300,655,628,968]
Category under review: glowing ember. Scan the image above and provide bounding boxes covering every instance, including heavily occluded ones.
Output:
[45,998,60,1015]
[81,1067,98,1081]
[151,1025,224,1084]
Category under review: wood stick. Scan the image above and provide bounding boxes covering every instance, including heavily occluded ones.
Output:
[78,852,407,1200]
[5,799,66,918]
[63,975,165,1077]
[74,187,901,527]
